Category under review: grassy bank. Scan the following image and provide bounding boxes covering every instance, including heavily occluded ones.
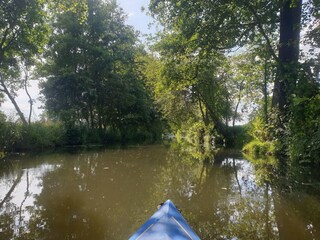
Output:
[242,140,275,156]
[0,120,162,154]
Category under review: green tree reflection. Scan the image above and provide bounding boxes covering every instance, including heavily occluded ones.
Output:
[1,146,320,239]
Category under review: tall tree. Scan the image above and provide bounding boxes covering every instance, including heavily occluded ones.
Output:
[149,0,307,110]
[142,34,233,142]
[272,0,302,114]
[0,0,87,124]
[41,0,154,138]
[149,0,318,153]
[0,0,48,124]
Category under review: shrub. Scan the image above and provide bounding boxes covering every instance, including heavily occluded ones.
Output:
[0,113,21,153]
[243,140,275,156]
[16,122,65,150]
[288,94,320,167]
[230,124,252,148]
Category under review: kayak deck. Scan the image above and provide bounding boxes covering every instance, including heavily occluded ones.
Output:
[129,200,200,240]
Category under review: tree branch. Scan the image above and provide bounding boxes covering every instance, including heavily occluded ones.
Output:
[0,27,10,50]
[241,1,280,63]
[0,75,28,125]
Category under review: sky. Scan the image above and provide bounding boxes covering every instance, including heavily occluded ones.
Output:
[1,0,155,120]
[118,0,155,37]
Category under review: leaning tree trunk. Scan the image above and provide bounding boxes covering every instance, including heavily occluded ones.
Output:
[272,0,302,113]
[0,78,28,125]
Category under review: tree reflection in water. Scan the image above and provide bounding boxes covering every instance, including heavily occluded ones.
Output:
[152,146,279,239]
[0,145,319,239]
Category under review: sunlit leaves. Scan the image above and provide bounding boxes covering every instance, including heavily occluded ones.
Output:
[150,0,281,52]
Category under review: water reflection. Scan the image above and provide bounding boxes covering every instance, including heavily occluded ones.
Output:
[0,145,319,239]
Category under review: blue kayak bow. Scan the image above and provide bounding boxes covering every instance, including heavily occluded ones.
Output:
[129,200,201,240]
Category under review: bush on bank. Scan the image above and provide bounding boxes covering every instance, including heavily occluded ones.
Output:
[243,140,275,156]
[242,116,275,157]
[0,118,162,154]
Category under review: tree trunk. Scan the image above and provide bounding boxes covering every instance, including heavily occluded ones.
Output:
[232,83,243,128]
[263,58,269,124]
[198,95,209,126]
[272,0,302,113]
[23,68,33,125]
[89,102,94,129]
[0,78,28,125]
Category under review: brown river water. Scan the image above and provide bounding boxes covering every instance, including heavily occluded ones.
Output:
[0,145,319,240]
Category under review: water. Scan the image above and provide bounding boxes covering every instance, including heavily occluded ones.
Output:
[0,145,319,240]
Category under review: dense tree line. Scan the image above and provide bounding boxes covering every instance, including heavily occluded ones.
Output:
[0,0,320,180]
[0,0,163,151]
[146,0,320,172]
[40,0,161,144]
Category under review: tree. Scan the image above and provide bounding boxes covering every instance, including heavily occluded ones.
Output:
[149,0,280,54]
[0,0,49,124]
[149,0,305,112]
[149,0,319,155]
[41,0,156,142]
[0,0,87,125]
[228,52,266,127]
[272,0,302,114]
[141,33,234,145]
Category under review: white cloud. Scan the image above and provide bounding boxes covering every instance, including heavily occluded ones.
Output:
[127,12,135,17]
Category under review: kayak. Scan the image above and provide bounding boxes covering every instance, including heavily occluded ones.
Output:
[128,199,201,240]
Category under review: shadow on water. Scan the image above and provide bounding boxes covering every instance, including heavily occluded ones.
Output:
[0,144,320,239]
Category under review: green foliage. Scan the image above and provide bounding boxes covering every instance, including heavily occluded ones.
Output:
[148,0,320,178]
[231,125,252,149]
[176,121,213,147]
[174,120,217,161]
[0,0,49,62]
[39,0,163,143]
[228,52,267,116]
[0,113,21,153]
[288,94,320,166]
[143,36,234,140]
[248,116,269,142]
[0,112,66,152]
[149,0,280,52]
[147,0,280,146]
[243,140,275,156]
[0,0,50,124]
[0,117,162,153]
[243,116,275,156]
[15,122,65,150]
[0,0,88,125]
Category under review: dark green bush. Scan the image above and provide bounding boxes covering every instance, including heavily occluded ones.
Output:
[64,125,83,145]
[0,113,163,153]
[230,124,252,148]
[288,94,320,167]
[16,122,65,150]
[0,114,21,153]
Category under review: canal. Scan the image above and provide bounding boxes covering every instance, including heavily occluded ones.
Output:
[0,145,319,239]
